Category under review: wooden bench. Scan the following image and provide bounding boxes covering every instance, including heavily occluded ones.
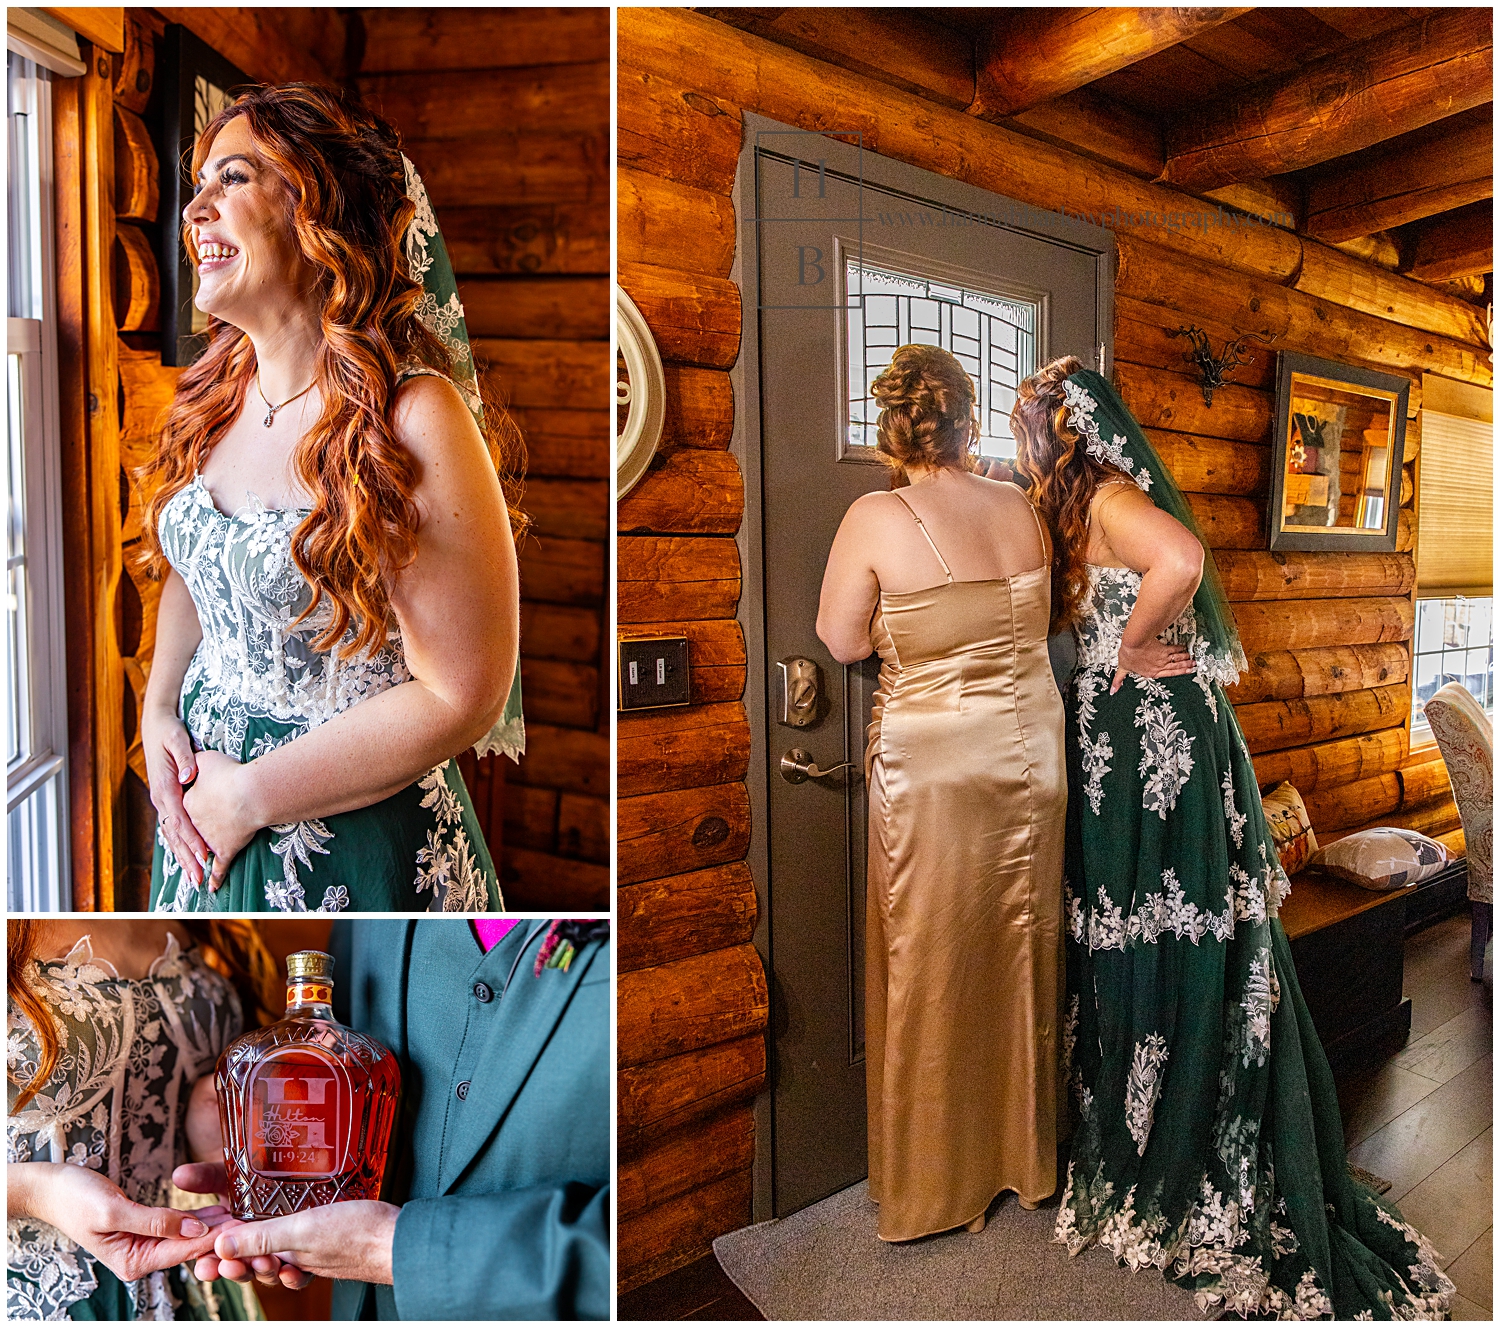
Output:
[1280,859,1469,1074]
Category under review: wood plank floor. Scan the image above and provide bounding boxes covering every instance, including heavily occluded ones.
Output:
[623,910,1492,1321]
[1340,910,1492,1320]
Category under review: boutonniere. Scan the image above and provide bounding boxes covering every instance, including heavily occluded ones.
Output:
[535,919,610,976]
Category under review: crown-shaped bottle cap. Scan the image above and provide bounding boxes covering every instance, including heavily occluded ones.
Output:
[286,950,334,981]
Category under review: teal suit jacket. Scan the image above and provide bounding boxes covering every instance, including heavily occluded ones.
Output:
[326,920,609,1321]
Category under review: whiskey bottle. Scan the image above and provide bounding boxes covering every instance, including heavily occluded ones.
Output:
[216,950,400,1220]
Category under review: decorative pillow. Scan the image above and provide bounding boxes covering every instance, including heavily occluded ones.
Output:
[1261,782,1318,876]
[1313,828,1450,892]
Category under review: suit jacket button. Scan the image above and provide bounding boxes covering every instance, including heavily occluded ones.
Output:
[455,1080,471,1100]
[473,981,493,1003]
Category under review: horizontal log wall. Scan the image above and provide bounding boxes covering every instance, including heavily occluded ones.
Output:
[616,53,766,1296]
[617,4,1490,1297]
[357,8,609,909]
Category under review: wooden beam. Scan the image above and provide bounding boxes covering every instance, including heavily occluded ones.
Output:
[1294,238,1490,351]
[42,7,122,53]
[1002,86,1163,180]
[1304,106,1492,244]
[1159,9,1493,191]
[618,11,1305,285]
[358,7,609,73]
[154,8,339,84]
[698,6,974,109]
[1399,199,1495,282]
[971,7,1252,120]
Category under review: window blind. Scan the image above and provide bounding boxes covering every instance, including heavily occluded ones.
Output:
[1416,376,1492,598]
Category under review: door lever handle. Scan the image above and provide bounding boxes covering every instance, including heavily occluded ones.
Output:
[779,748,854,785]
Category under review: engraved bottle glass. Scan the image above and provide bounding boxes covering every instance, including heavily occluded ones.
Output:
[217,950,400,1219]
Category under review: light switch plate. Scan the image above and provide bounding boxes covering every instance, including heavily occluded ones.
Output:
[618,636,692,710]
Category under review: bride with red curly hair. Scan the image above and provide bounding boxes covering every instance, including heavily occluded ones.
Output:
[137,83,523,913]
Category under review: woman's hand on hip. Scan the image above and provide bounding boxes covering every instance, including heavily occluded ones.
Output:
[181,751,260,890]
[141,708,211,887]
[1111,639,1195,694]
[11,1161,226,1283]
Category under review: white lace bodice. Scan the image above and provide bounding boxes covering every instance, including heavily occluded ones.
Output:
[1073,563,1198,674]
[6,934,242,1320]
[158,476,412,759]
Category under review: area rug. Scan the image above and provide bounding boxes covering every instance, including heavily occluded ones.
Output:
[712,1181,1217,1321]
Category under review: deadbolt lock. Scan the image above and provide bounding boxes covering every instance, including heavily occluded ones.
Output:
[777,656,822,728]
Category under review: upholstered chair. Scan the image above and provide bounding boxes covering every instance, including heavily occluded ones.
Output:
[1424,682,1493,981]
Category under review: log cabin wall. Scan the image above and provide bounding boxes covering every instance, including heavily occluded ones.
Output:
[615,33,765,1292]
[615,5,1491,1291]
[97,8,608,909]
[352,8,610,910]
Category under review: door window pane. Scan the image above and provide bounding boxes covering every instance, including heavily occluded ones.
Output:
[845,259,1038,459]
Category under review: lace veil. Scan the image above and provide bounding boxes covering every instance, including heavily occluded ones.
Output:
[402,156,526,760]
[1060,368,1247,686]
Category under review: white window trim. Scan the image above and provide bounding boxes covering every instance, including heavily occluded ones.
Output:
[8,53,70,909]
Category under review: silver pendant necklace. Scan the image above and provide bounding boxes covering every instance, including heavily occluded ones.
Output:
[256,374,315,428]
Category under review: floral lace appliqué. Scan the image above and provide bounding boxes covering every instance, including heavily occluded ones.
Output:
[7,936,241,1321]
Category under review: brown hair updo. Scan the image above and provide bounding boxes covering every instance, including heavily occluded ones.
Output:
[1011,354,1133,632]
[870,344,980,473]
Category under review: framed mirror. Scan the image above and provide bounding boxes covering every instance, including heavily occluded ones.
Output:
[1268,351,1409,552]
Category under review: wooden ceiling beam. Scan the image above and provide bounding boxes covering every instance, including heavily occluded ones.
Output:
[693,7,973,109]
[1304,104,1492,243]
[971,7,1252,121]
[1398,200,1494,282]
[1159,8,1492,190]
[1002,85,1164,179]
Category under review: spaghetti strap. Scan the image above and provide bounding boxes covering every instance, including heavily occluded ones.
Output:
[1026,499,1049,564]
[891,491,954,584]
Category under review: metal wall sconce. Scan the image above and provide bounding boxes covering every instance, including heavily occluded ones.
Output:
[1168,325,1277,407]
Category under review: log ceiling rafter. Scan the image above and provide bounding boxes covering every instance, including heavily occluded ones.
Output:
[1397,199,1495,282]
[696,7,1492,298]
[969,7,1253,121]
[1156,7,1494,191]
[1302,103,1492,243]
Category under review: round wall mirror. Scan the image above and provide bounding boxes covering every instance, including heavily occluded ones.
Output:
[616,286,665,499]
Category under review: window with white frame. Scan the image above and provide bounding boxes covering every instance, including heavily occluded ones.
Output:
[7,51,70,910]
[1412,596,1493,726]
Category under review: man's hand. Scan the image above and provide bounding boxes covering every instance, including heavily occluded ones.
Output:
[14,1162,226,1284]
[185,1074,223,1165]
[199,1201,399,1289]
[174,1164,396,1290]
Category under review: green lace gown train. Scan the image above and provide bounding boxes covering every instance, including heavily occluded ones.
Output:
[1055,563,1455,1319]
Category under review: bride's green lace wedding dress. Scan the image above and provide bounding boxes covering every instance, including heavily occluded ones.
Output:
[147,413,508,914]
[7,934,259,1320]
[148,160,520,915]
[1053,372,1453,1320]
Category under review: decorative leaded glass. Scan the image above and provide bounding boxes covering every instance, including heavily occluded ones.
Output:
[845,259,1038,459]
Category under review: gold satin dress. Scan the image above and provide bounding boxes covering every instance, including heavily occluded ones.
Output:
[863,495,1068,1241]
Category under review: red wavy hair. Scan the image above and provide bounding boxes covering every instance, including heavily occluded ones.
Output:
[1011,355,1133,633]
[138,82,525,661]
